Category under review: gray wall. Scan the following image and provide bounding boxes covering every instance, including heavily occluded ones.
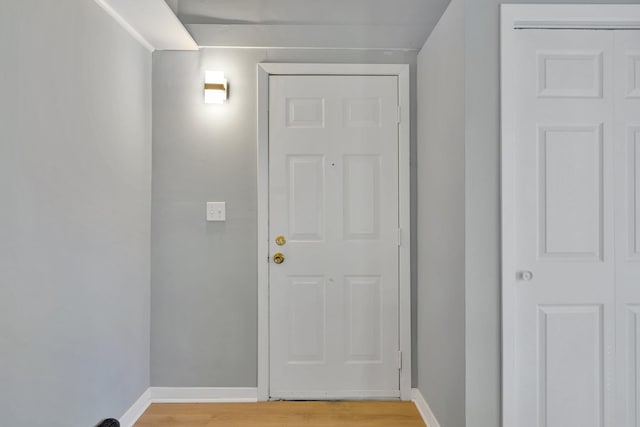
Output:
[463,1,640,427]
[0,1,152,426]
[151,48,418,386]
[416,0,466,426]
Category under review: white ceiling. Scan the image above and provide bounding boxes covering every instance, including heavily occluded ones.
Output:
[174,0,452,50]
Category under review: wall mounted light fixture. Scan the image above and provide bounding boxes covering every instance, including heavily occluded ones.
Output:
[204,71,227,104]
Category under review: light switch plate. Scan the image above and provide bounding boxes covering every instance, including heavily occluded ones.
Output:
[206,202,226,221]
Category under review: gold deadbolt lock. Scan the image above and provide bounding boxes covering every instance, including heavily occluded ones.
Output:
[273,253,285,264]
[275,235,287,246]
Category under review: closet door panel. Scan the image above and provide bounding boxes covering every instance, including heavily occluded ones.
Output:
[614,30,640,427]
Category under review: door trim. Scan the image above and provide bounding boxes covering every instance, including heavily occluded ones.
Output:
[501,5,640,427]
[257,63,411,401]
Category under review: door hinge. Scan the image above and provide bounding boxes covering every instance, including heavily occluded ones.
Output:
[396,106,401,124]
[397,228,402,246]
[397,351,402,370]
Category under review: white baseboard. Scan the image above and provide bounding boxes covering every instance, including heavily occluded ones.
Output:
[119,388,151,427]
[150,387,258,403]
[118,387,258,426]
[411,388,441,427]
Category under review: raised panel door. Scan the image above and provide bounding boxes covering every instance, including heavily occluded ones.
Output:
[512,29,615,427]
[268,75,399,399]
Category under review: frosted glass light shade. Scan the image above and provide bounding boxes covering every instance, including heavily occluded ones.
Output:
[204,71,227,104]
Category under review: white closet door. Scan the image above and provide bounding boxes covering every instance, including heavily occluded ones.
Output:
[614,30,640,427]
[511,29,616,427]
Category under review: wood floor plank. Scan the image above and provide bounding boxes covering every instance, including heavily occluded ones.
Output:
[134,401,426,427]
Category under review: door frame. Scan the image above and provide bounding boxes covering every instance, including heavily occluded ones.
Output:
[256,63,411,401]
[501,5,640,426]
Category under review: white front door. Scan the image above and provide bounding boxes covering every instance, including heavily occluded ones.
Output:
[268,75,400,399]
[506,27,640,427]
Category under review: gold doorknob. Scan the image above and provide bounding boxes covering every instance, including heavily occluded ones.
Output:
[273,253,285,264]
[275,235,287,246]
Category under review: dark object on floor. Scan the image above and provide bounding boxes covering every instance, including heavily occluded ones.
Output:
[96,419,120,427]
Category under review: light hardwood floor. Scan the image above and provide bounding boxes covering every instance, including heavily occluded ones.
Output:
[134,401,426,427]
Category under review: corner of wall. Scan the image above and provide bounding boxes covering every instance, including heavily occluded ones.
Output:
[416,0,466,425]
